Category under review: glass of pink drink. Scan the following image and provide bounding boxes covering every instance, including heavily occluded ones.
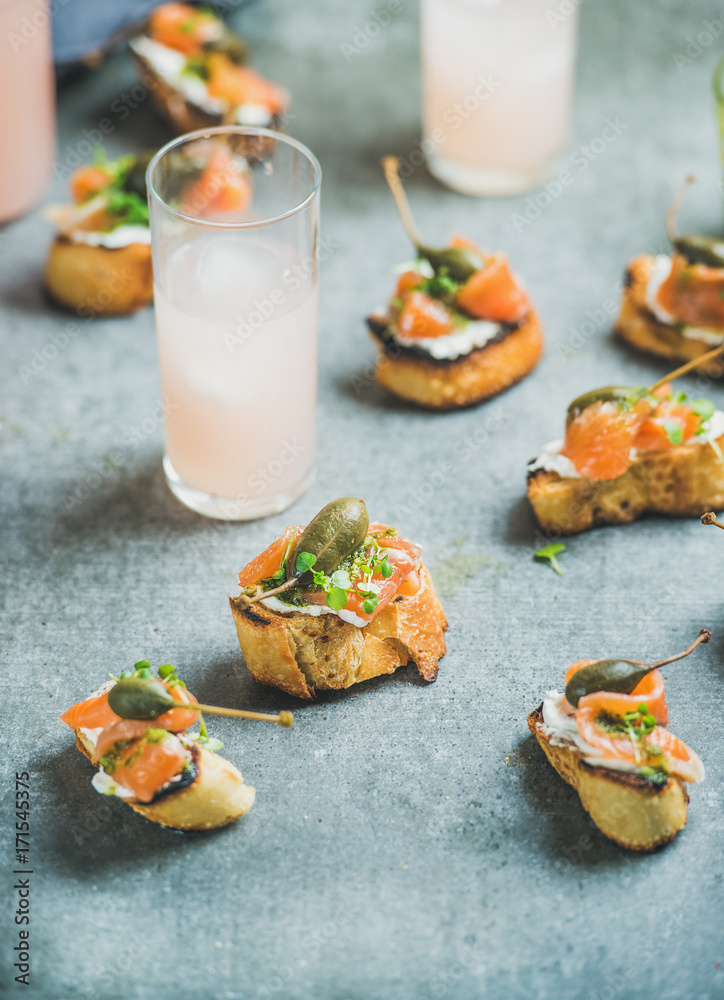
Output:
[147,128,321,520]
[0,0,56,221]
[420,0,579,196]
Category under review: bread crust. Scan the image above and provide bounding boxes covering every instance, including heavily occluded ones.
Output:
[527,434,724,535]
[74,726,255,831]
[130,51,282,159]
[528,705,688,851]
[615,253,724,373]
[229,563,448,699]
[44,236,153,315]
[367,309,543,410]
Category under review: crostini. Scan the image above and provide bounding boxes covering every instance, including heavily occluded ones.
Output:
[616,177,724,372]
[44,151,153,315]
[528,631,708,850]
[229,497,448,699]
[60,662,255,831]
[366,157,543,410]
[130,2,288,144]
[527,354,724,535]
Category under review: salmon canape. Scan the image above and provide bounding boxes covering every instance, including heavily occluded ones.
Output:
[129,2,288,147]
[61,660,255,830]
[229,497,448,699]
[44,150,154,315]
[617,176,724,372]
[367,158,543,409]
[528,631,709,850]
[527,353,724,534]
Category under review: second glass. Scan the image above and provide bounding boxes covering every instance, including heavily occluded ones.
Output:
[420,0,579,197]
[147,127,321,520]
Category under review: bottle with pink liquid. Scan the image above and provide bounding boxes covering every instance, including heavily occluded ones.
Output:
[0,0,56,222]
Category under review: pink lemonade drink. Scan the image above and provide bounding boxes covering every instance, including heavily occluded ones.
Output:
[0,0,56,221]
[420,0,579,196]
[148,128,321,520]
[154,235,317,513]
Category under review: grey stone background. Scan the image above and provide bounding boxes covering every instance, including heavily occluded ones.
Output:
[1,1,724,998]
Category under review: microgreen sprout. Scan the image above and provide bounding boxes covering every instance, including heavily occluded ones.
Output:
[664,421,684,446]
[296,551,317,574]
[534,543,566,576]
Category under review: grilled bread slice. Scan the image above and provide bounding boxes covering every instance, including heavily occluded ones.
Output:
[616,253,724,371]
[527,434,724,535]
[528,705,689,851]
[367,310,543,410]
[229,564,447,699]
[44,237,153,315]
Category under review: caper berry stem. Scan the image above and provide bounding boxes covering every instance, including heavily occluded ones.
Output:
[701,512,724,529]
[381,155,422,248]
[168,700,294,727]
[664,174,695,244]
[648,341,724,393]
[649,628,711,670]
[237,577,299,606]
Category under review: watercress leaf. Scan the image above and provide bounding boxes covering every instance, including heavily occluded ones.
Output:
[362,595,378,615]
[134,660,152,670]
[158,663,175,680]
[326,587,348,611]
[380,559,394,579]
[534,543,566,577]
[691,397,715,423]
[331,569,351,589]
[664,420,683,445]
[296,551,317,574]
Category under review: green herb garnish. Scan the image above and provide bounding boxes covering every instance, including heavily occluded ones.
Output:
[105,188,149,227]
[326,587,348,611]
[418,271,462,303]
[691,397,715,425]
[534,543,566,576]
[296,551,317,574]
[664,421,684,446]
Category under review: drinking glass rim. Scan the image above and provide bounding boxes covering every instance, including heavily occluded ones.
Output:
[146,126,322,229]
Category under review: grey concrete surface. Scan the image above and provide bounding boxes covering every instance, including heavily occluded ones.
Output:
[2,2,724,998]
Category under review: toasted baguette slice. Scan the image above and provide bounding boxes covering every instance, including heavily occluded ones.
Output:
[367,309,543,410]
[44,236,153,315]
[74,726,255,831]
[615,254,724,372]
[130,50,282,159]
[229,564,447,699]
[527,434,724,535]
[528,705,688,850]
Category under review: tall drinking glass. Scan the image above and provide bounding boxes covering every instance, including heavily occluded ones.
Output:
[147,127,321,520]
[0,0,56,221]
[420,0,579,196]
